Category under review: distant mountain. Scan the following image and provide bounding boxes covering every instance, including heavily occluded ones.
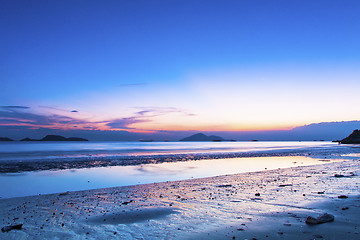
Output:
[340,129,360,144]
[0,137,14,141]
[42,135,88,141]
[20,137,38,141]
[180,133,225,141]
[21,135,88,142]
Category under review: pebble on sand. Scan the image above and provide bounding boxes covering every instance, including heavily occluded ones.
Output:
[1,224,23,233]
[305,213,334,225]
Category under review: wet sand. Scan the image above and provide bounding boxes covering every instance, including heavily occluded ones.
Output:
[0,159,359,239]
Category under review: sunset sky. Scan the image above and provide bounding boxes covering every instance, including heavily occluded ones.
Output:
[1,0,360,139]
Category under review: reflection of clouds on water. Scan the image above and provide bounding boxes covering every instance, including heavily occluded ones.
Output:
[37,170,73,177]
[0,155,346,198]
[134,165,196,175]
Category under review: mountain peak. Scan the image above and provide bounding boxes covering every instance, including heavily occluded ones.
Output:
[180,133,224,142]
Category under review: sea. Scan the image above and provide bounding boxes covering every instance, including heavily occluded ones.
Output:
[0,141,359,198]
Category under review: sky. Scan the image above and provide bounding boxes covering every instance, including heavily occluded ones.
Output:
[1,0,360,140]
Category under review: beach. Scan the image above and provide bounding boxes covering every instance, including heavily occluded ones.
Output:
[3,1,360,239]
[1,157,359,239]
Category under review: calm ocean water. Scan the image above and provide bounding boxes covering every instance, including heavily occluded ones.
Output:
[0,141,348,162]
[0,141,358,198]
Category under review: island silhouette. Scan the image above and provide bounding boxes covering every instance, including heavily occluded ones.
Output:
[180,133,225,142]
[340,129,360,144]
[20,135,88,142]
[0,137,14,141]
[1,135,88,141]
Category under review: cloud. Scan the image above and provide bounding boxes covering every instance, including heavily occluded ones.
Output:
[0,107,97,130]
[0,104,196,132]
[133,107,196,117]
[106,117,150,129]
[0,118,34,124]
[105,107,196,130]
[1,106,30,109]
[136,110,151,116]
[39,105,80,113]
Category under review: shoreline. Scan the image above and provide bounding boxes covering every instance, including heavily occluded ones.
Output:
[1,159,359,239]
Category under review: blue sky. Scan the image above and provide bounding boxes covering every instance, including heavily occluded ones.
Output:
[1,0,360,139]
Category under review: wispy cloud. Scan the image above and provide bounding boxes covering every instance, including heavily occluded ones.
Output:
[1,106,30,109]
[0,105,197,132]
[106,107,196,130]
[133,107,196,117]
[0,107,97,130]
[106,117,150,129]
[38,105,79,113]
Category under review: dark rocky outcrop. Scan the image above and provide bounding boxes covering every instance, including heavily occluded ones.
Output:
[340,129,360,144]
[0,137,14,141]
[180,133,225,142]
